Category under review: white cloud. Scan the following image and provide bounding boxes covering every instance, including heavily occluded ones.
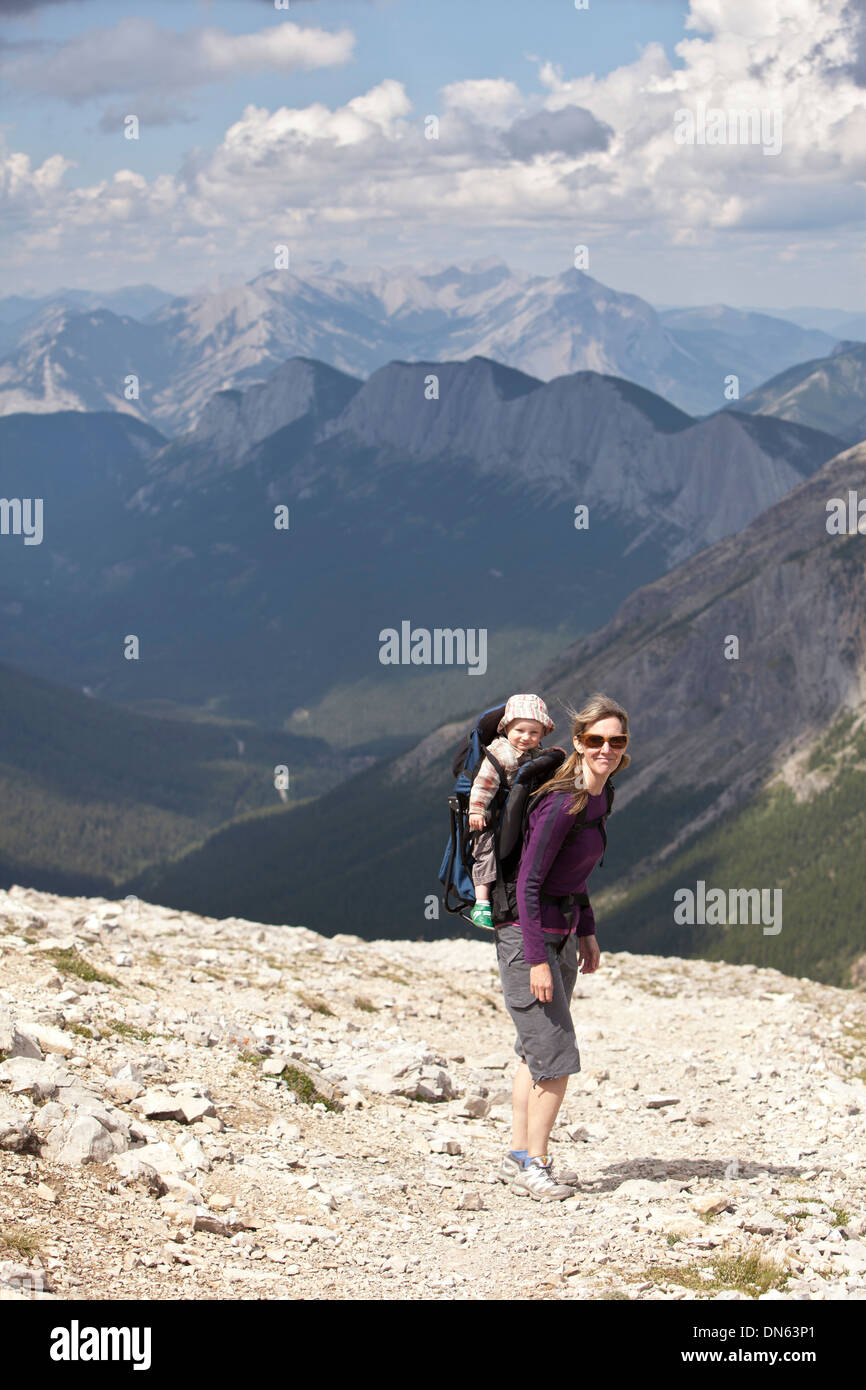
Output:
[2,0,866,292]
[440,78,525,127]
[0,17,354,103]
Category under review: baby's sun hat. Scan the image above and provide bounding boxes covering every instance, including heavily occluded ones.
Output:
[496,693,555,735]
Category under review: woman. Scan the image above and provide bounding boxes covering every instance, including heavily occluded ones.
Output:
[493,692,630,1200]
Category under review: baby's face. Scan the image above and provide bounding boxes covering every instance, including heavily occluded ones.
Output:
[506,719,544,752]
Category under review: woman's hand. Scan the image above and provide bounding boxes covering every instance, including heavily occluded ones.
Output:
[578,935,600,974]
[468,813,486,832]
[530,962,554,1002]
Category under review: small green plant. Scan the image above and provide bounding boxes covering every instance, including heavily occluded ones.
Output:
[378,970,409,987]
[104,1019,155,1043]
[0,1225,42,1259]
[829,1205,851,1227]
[45,948,118,987]
[145,951,163,966]
[635,1252,788,1298]
[297,992,334,1017]
[279,1065,339,1112]
[236,1049,262,1066]
[353,995,378,1013]
[67,1023,93,1039]
[666,1233,684,1247]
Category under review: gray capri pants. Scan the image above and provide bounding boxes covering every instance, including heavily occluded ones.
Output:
[494,920,583,1083]
[470,827,497,885]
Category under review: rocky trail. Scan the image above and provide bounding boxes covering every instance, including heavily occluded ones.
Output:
[1,884,865,1302]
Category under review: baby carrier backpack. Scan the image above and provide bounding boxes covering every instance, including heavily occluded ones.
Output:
[438,703,615,926]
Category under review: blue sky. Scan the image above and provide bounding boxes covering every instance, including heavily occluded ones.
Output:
[1,0,864,308]
[8,0,693,184]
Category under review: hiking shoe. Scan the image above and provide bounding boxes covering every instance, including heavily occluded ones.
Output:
[470,902,493,929]
[496,1153,525,1184]
[512,1157,575,1201]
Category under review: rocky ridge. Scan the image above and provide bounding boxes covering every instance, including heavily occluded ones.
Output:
[1,884,865,1302]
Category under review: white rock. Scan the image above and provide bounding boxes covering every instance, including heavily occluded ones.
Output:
[136,1091,187,1121]
[43,1113,117,1165]
[692,1193,732,1216]
[115,1140,186,1177]
[0,1015,43,1060]
[455,1094,490,1119]
[16,1022,77,1057]
[0,1099,34,1152]
[568,1123,608,1142]
[29,1102,64,1137]
[429,1137,462,1155]
[614,1179,668,1201]
[176,1136,211,1172]
[178,1096,217,1124]
[0,1058,72,1100]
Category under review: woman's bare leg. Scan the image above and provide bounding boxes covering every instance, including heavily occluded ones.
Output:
[527,1075,569,1157]
[510,1060,532,1150]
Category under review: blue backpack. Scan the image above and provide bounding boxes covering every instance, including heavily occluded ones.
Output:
[438,704,613,925]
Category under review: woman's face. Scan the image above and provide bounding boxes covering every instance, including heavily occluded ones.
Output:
[573,716,626,781]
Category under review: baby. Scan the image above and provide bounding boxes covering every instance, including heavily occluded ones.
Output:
[468,693,555,929]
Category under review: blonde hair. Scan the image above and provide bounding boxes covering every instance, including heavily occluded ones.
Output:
[530,692,631,817]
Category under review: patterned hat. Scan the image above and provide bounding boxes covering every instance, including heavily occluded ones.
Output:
[497,693,555,735]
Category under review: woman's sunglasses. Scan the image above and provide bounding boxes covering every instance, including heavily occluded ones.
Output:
[580,734,629,750]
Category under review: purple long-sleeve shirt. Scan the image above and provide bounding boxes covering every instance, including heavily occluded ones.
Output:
[514,788,609,965]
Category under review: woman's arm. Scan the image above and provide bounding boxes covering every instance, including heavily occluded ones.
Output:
[516,793,577,965]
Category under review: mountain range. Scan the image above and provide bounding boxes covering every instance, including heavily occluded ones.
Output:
[733,341,866,445]
[0,262,844,431]
[0,355,843,740]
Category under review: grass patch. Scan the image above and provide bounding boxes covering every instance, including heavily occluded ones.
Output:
[45,948,118,987]
[279,1065,339,1112]
[352,995,378,1013]
[666,1233,684,1247]
[0,1225,43,1259]
[636,1252,788,1298]
[235,1049,262,1067]
[104,1018,156,1043]
[297,991,334,1017]
[145,951,163,966]
[377,970,410,987]
[67,1023,93,1039]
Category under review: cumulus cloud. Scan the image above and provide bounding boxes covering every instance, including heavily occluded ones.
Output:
[2,0,866,287]
[502,106,613,159]
[0,16,354,103]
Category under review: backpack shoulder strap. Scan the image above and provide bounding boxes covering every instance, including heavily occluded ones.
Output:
[471,747,506,787]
